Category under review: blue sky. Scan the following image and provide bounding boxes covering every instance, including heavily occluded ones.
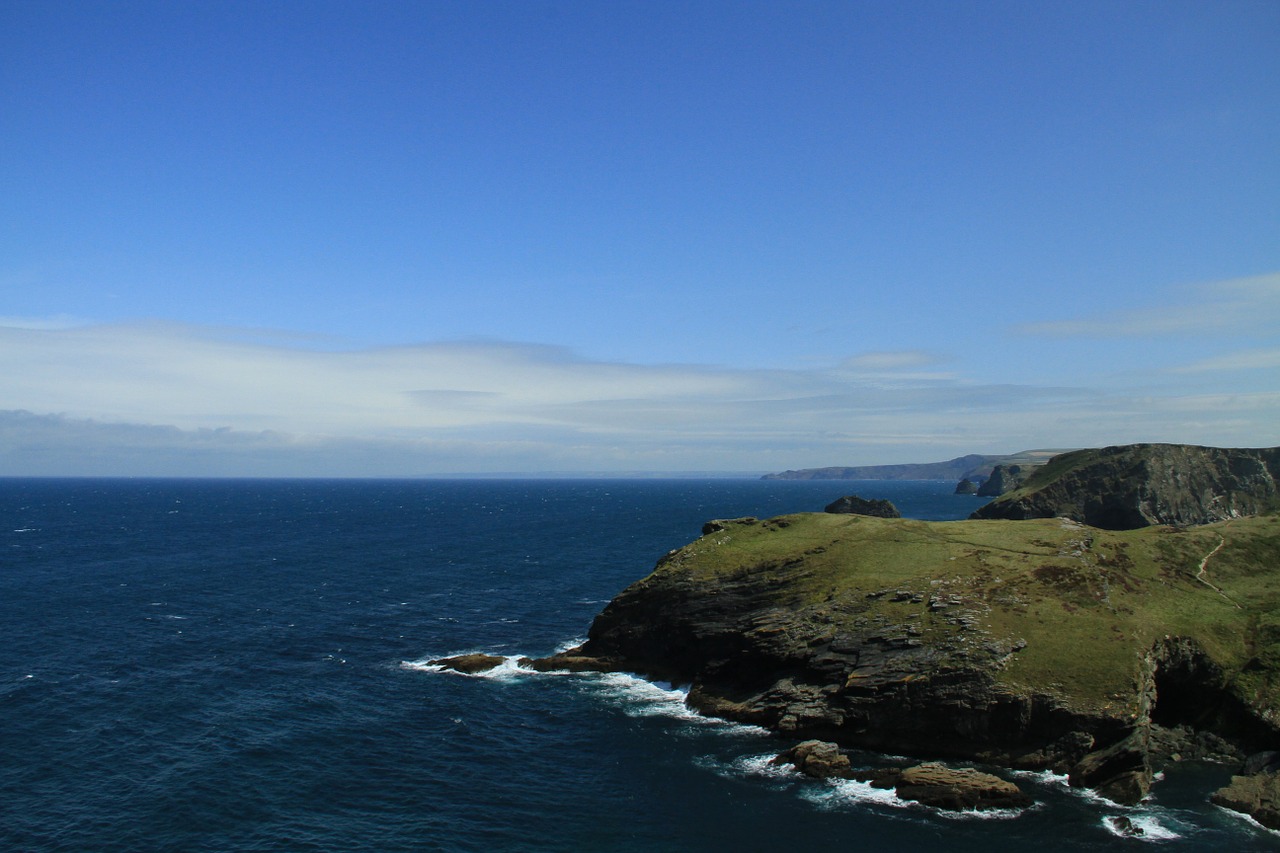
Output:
[3,0,1278,475]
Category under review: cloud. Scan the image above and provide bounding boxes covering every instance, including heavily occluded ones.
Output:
[0,313,86,330]
[1,320,1276,475]
[839,351,941,371]
[1015,271,1280,339]
[1175,348,1280,373]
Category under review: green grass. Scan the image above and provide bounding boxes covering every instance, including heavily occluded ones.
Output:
[656,512,1280,717]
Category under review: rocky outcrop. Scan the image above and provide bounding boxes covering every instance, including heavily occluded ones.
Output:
[773,740,851,778]
[771,742,1032,810]
[870,762,1033,811]
[971,443,1280,529]
[430,653,506,674]
[823,495,900,517]
[954,478,980,495]
[976,464,1031,497]
[1212,769,1280,829]
[1068,729,1153,803]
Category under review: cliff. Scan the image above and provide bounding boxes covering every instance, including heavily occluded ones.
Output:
[975,463,1032,497]
[971,444,1280,529]
[823,495,900,517]
[537,509,1280,807]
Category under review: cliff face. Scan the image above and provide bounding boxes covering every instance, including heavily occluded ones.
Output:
[548,510,1280,804]
[971,444,1280,529]
[975,463,1031,497]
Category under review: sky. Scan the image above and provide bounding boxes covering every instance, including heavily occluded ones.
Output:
[2,0,1278,476]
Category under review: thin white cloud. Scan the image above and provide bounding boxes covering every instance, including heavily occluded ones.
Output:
[1,320,1276,475]
[840,351,939,371]
[1015,271,1280,339]
[1175,348,1280,373]
[0,313,86,330]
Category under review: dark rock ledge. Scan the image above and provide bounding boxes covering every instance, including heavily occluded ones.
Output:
[772,740,1034,811]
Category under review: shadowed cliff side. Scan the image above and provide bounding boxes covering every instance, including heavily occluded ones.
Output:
[970,443,1280,529]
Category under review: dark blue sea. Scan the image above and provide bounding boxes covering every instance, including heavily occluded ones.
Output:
[2,478,1275,851]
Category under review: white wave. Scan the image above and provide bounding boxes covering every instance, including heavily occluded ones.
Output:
[590,672,700,721]
[12,528,36,533]
[802,777,911,811]
[730,752,797,781]
[585,672,770,736]
[1101,814,1181,841]
[808,776,1029,820]
[400,654,534,681]
[1008,768,1071,789]
[934,804,1030,821]
[1211,804,1280,837]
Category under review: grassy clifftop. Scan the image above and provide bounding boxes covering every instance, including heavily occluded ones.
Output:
[972,443,1280,528]
[586,507,1280,747]
[675,512,1274,717]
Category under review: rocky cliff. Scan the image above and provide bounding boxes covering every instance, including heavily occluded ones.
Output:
[536,509,1280,810]
[971,443,1280,529]
[975,463,1032,497]
[823,495,900,517]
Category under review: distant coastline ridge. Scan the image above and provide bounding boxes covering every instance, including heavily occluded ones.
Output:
[761,449,1071,482]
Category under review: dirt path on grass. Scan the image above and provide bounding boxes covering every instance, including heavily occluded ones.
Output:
[1195,533,1240,608]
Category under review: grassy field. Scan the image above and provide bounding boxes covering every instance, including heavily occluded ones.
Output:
[656,512,1280,719]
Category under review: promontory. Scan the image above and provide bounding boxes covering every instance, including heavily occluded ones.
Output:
[526,443,1280,821]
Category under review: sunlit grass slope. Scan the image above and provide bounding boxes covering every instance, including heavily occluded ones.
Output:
[649,512,1280,719]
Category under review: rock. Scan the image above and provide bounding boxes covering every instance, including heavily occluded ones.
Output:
[701,517,757,535]
[518,654,615,673]
[972,443,1280,529]
[955,478,979,495]
[563,485,1280,813]
[823,495,901,518]
[1243,751,1280,776]
[1069,729,1152,805]
[1106,816,1145,837]
[1012,730,1095,774]
[892,762,1032,811]
[1211,771,1280,830]
[772,740,852,778]
[429,653,506,674]
[977,464,1030,497]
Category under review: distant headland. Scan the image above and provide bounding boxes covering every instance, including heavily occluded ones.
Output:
[760,449,1072,487]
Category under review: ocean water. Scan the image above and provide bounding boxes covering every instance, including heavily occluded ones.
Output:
[2,478,1275,852]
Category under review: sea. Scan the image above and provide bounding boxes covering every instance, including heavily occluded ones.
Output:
[2,477,1276,851]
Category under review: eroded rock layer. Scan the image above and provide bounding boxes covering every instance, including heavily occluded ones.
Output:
[537,508,1280,808]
